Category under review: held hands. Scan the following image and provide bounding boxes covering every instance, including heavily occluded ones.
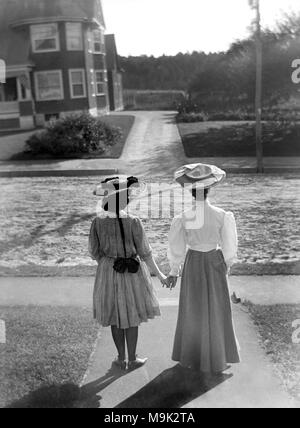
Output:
[159,274,169,287]
[167,276,178,290]
[160,275,178,290]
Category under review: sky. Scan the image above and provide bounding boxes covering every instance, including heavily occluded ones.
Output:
[102,0,300,57]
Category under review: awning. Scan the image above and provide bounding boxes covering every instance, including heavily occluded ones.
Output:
[5,68,32,89]
[6,69,31,79]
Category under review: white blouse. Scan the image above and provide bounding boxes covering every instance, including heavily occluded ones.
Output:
[168,200,238,276]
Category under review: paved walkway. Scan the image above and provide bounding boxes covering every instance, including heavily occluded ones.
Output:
[0,112,299,177]
[78,276,298,409]
[0,276,299,307]
[1,275,299,408]
[80,305,296,409]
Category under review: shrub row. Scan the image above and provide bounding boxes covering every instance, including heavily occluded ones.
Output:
[25,114,122,158]
[175,100,300,123]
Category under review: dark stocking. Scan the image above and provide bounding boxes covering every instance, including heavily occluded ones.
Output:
[111,326,126,361]
[125,327,139,362]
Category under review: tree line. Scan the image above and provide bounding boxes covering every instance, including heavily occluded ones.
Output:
[119,13,300,107]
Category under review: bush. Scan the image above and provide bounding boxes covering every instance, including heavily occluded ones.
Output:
[176,112,207,123]
[207,111,255,121]
[25,114,122,158]
[175,99,201,115]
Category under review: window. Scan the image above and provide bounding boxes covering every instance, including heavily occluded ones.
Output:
[94,70,107,95]
[31,24,60,53]
[66,23,83,51]
[34,71,64,101]
[17,75,30,100]
[0,78,18,102]
[69,69,86,99]
[93,29,105,53]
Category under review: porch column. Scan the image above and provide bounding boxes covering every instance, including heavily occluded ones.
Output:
[17,73,35,130]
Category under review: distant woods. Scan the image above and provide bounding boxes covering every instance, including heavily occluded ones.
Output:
[120,52,207,91]
[119,13,300,108]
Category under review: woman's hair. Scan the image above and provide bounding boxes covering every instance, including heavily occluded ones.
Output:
[102,176,139,214]
[192,188,209,200]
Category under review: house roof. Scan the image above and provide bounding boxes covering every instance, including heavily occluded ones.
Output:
[0,1,31,67]
[7,0,105,27]
[105,34,122,72]
[0,0,105,68]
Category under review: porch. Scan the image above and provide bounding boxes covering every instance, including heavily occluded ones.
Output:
[0,71,34,131]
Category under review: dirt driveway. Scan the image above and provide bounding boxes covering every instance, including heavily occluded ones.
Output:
[120,111,186,177]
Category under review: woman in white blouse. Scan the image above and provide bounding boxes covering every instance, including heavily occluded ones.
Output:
[167,164,240,374]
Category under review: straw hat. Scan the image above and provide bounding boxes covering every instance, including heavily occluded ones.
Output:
[175,163,226,189]
[93,176,139,197]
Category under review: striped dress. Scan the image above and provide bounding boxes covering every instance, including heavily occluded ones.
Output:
[89,212,160,329]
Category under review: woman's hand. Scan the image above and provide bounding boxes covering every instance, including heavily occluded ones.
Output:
[167,276,178,290]
[159,274,169,287]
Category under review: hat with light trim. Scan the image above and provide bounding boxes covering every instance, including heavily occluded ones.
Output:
[175,163,226,189]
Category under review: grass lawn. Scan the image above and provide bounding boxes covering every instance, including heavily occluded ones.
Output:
[10,115,135,161]
[178,121,300,157]
[92,114,135,158]
[246,303,300,403]
[0,174,299,276]
[0,306,98,408]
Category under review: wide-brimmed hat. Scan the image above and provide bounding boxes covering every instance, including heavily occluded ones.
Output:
[94,176,140,214]
[93,176,139,197]
[175,163,226,189]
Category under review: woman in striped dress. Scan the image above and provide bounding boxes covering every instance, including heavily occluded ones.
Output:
[89,176,167,371]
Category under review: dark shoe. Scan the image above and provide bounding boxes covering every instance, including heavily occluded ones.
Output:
[231,292,241,304]
[112,358,127,371]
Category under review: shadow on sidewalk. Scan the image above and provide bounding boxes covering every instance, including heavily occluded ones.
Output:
[5,367,126,408]
[116,364,232,408]
[78,367,127,408]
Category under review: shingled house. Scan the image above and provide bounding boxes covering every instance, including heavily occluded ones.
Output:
[0,0,123,131]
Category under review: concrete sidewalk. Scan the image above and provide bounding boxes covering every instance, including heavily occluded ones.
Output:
[0,112,299,177]
[79,276,299,408]
[0,276,299,307]
[81,306,297,409]
[1,275,299,408]
[188,156,300,173]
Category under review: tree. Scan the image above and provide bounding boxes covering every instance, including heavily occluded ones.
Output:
[249,0,264,173]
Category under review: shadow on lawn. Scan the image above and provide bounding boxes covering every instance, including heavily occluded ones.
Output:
[116,364,232,408]
[6,367,126,409]
[0,212,94,257]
